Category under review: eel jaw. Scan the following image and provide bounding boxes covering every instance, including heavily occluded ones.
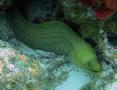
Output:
[89,61,102,72]
[70,46,102,72]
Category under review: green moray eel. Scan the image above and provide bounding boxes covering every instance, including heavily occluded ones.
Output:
[8,11,101,72]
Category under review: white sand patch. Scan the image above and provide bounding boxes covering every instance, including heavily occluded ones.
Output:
[55,68,92,90]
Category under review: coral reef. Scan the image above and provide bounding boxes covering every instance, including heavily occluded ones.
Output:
[0,0,117,90]
[0,39,43,90]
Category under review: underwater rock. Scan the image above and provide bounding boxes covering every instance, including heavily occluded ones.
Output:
[107,32,117,45]
[0,0,14,10]
[59,0,95,23]
[0,39,44,90]
[81,61,115,90]
[9,38,72,90]
[104,17,117,32]
[93,31,117,72]
[90,74,117,90]
[18,0,62,23]
[79,20,100,40]
[0,36,72,90]
[0,12,14,41]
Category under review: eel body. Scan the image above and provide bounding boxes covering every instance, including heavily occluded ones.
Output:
[9,11,101,72]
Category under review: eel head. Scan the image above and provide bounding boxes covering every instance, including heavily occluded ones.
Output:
[70,43,102,72]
